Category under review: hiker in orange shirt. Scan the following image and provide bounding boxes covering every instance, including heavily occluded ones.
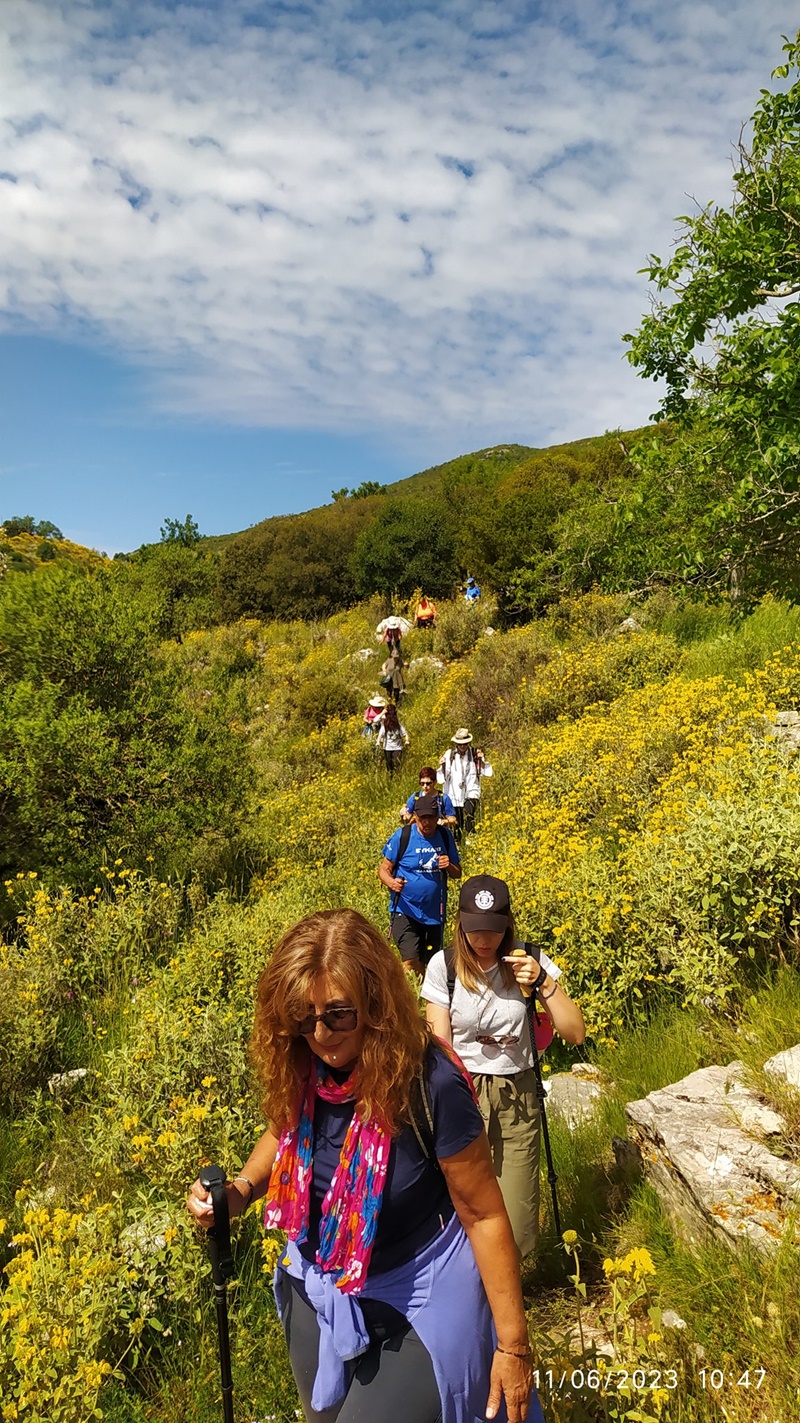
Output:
[415,595,437,630]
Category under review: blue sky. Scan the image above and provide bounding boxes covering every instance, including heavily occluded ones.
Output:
[1,0,798,552]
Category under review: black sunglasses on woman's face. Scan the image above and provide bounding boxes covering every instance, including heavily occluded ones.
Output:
[294,1007,359,1036]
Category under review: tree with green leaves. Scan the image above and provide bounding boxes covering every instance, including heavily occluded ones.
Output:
[160,513,201,546]
[121,542,219,641]
[0,564,251,884]
[2,515,63,539]
[351,480,385,499]
[350,496,458,599]
[625,29,800,601]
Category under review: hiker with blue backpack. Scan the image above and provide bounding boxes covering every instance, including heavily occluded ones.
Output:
[399,766,457,828]
[423,875,585,1258]
[378,795,461,975]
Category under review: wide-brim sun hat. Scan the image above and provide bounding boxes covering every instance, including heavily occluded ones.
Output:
[451,727,473,743]
[369,696,388,708]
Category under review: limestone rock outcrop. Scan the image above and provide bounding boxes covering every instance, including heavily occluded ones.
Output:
[625,1060,800,1252]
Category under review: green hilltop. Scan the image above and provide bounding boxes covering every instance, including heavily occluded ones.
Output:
[113,427,651,636]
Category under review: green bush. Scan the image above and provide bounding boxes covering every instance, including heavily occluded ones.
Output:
[431,594,497,661]
[0,565,253,885]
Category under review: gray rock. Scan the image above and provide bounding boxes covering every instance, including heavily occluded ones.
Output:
[763,1044,800,1092]
[763,713,800,751]
[571,1062,604,1081]
[351,648,376,661]
[47,1067,89,1097]
[120,1214,171,1258]
[617,617,643,634]
[545,1072,603,1128]
[408,655,445,671]
[612,1136,643,1179]
[626,1061,800,1252]
[701,994,723,1013]
[565,1322,614,1358]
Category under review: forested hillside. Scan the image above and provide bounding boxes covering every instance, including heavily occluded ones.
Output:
[4,29,800,1423]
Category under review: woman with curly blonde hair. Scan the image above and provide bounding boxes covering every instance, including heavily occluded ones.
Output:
[188,908,542,1423]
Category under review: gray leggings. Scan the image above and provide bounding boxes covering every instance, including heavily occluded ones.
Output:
[281,1273,442,1423]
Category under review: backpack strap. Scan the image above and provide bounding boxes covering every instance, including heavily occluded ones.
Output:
[408,1056,443,1175]
[444,944,457,1001]
[440,825,458,864]
[390,821,413,878]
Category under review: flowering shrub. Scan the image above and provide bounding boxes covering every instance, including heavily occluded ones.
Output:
[544,1233,672,1422]
[0,873,183,1104]
[474,653,800,1036]
[0,1193,193,1423]
[520,632,682,725]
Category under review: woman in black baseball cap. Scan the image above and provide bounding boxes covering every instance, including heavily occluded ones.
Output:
[421,875,585,1258]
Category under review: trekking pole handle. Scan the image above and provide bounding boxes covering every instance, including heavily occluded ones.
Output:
[199,1164,235,1285]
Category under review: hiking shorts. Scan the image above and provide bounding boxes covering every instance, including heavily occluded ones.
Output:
[391,915,442,968]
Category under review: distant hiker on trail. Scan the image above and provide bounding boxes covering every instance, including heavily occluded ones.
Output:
[414,595,437,630]
[380,648,406,703]
[464,577,481,604]
[378,795,461,974]
[438,728,492,839]
[375,702,409,774]
[362,695,387,740]
[400,767,457,828]
[376,615,410,651]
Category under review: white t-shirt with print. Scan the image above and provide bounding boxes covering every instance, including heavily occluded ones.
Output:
[422,943,561,1076]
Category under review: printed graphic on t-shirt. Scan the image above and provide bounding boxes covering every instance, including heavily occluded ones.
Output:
[382,824,460,926]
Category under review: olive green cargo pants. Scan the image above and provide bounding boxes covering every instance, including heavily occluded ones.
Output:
[472,1068,541,1258]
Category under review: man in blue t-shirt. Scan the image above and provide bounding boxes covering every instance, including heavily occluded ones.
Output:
[378,795,462,974]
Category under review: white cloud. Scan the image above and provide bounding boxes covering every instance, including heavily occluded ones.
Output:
[0,0,797,450]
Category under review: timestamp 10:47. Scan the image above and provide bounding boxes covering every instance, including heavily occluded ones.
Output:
[699,1368,766,1390]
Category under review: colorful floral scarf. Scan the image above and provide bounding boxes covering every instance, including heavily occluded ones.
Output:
[263,1059,391,1294]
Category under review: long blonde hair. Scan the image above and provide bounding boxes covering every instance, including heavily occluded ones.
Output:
[451,910,518,993]
[251,908,429,1133]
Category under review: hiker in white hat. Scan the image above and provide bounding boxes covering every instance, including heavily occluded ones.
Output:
[437,729,492,839]
[375,615,410,652]
[361,694,387,741]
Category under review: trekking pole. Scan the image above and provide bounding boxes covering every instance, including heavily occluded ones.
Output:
[199,1165,236,1423]
[531,1052,562,1240]
[438,869,447,949]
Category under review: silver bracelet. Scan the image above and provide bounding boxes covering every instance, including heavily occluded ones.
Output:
[233,1174,255,1205]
